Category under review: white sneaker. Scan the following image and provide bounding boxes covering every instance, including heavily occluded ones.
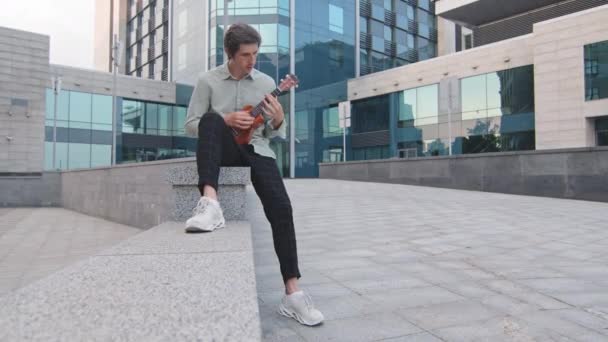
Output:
[185,197,225,233]
[278,290,324,326]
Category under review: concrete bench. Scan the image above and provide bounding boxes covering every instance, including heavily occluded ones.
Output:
[167,165,250,222]
[59,159,250,229]
[0,220,261,341]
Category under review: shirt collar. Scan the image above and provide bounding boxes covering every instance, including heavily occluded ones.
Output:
[220,61,257,81]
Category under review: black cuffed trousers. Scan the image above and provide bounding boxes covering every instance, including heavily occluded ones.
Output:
[196,112,300,283]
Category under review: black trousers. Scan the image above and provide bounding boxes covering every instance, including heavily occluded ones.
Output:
[196,112,300,283]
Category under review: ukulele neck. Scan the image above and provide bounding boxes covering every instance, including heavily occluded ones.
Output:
[250,88,282,118]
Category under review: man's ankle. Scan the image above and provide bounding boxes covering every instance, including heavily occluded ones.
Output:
[203,185,218,200]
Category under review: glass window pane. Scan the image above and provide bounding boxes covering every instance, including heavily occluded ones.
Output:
[44,141,53,170]
[122,100,143,134]
[329,4,344,34]
[69,91,92,124]
[46,88,54,120]
[91,144,112,168]
[322,106,341,137]
[146,103,159,135]
[384,26,392,41]
[259,24,277,47]
[68,143,91,169]
[55,142,68,170]
[352,94,390,133]
[417,84,438,120]
[461,74,487,119]
[92,94,113,125]
[57,90,69,121]
[486,71,502,114]
[172,106,187,136]
[158,104,172,136]
[360,16,367,33]
[584,40,608,101]
[372,4,384,21]
[278,24,289,48]
[371,20,383,37]
[400,89,416,122]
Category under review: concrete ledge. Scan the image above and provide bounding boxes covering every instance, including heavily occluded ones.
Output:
[0,221,261,341]
[320,147,608,202]
[167,166,250,222]
[60,158,250,228]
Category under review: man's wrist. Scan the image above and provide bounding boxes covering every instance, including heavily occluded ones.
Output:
[271,118,284,130]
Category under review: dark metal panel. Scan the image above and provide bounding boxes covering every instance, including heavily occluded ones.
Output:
[474,0,608,46]
[351,130,390,148]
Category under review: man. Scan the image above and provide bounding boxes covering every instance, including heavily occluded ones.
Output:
[184,23,324,327]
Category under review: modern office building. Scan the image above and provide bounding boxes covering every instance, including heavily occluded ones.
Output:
[97,0,439,176]
[44,65,194,171]
[345,1,608,162]
[0,26,196,178]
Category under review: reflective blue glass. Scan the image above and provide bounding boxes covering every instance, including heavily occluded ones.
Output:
[329,4,344,34]
[69,91,92,125]
[585,40,608,101]
[294,0,355,176]
[68,143,91,170]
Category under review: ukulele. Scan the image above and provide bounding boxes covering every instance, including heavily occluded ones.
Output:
[232,74,299,145]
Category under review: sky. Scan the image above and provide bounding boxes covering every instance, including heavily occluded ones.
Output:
[0,0,95,69]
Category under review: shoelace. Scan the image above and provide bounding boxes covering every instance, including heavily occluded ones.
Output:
[192,198,210,216]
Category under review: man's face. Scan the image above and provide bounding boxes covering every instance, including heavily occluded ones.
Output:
[229,43,258,75]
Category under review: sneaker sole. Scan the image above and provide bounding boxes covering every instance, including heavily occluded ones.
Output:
[278,303,323,326]
[184,219,225,233]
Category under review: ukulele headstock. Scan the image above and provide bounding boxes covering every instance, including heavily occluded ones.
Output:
[278,74,299,92]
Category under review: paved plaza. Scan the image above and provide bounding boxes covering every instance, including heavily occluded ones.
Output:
[0,208,141,296]
[1,179,608,341]
[252,180,608,342]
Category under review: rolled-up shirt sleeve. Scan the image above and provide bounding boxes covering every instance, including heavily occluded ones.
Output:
[262,79,287,140]
[264,116,287,140]
[184,74,211,137]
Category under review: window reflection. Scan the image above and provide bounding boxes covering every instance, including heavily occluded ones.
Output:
[584,40,608,101]
[45,88,193,170]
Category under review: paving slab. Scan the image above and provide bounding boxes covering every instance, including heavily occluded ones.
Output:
[250,179,608,342]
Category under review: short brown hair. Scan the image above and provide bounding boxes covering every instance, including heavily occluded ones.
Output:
[223,23,261,59]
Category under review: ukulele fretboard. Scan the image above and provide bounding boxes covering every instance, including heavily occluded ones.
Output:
[250,88,282,118]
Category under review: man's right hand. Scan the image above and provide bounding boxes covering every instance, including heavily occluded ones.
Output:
[224,111,254,130]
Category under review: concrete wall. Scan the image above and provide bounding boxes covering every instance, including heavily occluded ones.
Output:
[61,158,187,229]
[319,147,608,202]
[48,64,177,104]
[348,5,608,150]
[0,27,49,173]
[60,158,249,229]
[532,6,608,149]
[0,172,61,207]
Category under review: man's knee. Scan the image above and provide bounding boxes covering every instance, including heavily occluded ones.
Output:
[198,112,224,128]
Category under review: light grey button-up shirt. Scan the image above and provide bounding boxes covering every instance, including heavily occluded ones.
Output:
[185,62,287,160]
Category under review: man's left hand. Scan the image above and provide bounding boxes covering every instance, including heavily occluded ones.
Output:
[263,94,284,129]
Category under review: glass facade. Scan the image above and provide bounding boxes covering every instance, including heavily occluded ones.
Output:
[205,0,435,177]
[597,117,608,146]
[294,0,356,176]
[457,65,535,155]
[44,89,195,170]
[349,65,535,161]
[584,40,608,101]
[127,0,169,81]
[360,0,437,75]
